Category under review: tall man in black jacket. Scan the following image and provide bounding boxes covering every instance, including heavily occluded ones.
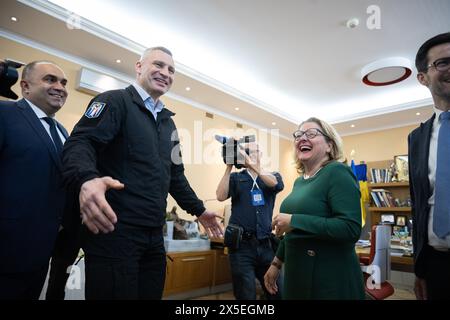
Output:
[408,32,450,300]
[62,47,223,299]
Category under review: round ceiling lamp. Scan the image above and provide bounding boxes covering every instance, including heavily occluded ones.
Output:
[361,57,412,86]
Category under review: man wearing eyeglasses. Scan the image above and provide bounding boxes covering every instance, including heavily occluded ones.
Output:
[408,32,450,300]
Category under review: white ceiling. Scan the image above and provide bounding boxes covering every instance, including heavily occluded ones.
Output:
[1,0,449,138]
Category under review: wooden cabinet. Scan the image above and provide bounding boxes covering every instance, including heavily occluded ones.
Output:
[163,249,232,296]
[164,250,214,296]
[212,249,232,286]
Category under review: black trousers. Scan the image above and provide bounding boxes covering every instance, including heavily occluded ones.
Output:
[424,247,450,300]
[228,237,282,300]
[0,264,48,300]
[82,223,166,300]
[45,226,81,300]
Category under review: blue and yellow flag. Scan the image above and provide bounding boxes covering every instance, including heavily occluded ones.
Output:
[351,161,368,227]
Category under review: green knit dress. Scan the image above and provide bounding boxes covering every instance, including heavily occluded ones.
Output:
[277,161,365,299]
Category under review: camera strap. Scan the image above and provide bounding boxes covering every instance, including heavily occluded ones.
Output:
[247,170,265,206]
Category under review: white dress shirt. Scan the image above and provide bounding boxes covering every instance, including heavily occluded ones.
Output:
[25,98,66,144]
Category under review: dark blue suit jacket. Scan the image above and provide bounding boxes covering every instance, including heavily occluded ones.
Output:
[0,99,68,273]
[408,114,435,278]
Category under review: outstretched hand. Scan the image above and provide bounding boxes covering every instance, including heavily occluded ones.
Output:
[79,176,124,234]
[198,210,224,238]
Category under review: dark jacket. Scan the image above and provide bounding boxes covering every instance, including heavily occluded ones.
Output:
[62,85,205,227]
[408,114,435,278]
[0,99,68,273]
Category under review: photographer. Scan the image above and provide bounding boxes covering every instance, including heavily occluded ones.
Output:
[216,141,283,300]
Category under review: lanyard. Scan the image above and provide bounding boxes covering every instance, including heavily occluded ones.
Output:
[247,170,260,191]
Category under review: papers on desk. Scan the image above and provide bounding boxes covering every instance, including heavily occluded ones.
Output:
[390,244,410,251]
[391,252,404,257]
[356,240,371,248]
[391,244,413,256]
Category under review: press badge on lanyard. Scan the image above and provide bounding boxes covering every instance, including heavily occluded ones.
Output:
[248,171,265,206]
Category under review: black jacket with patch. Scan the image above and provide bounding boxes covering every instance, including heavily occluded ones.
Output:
[62,85,205,227]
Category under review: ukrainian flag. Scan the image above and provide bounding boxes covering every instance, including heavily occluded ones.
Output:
[351,160,368,227]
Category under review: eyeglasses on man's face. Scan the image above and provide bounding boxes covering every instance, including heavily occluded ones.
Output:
[293,128,327,140]
[427,57,450,72]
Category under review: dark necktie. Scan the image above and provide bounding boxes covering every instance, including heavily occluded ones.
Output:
[43,117,63,154]
[433,112,450,238]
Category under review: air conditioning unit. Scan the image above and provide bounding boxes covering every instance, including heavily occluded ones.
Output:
[76,68,130,96]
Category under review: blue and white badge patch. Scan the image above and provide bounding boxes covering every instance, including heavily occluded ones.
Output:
[85,102,106,118]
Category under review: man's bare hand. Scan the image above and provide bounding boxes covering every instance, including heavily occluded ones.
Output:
[79,176,124,234]
[198,210,224,238]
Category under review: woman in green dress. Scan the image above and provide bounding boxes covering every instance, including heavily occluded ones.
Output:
[264,117,365,299]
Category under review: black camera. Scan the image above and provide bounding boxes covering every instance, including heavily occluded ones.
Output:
[215,134,256,169]
[0,59,25,100]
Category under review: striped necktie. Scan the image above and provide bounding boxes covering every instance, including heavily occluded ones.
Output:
[43,117,63,154]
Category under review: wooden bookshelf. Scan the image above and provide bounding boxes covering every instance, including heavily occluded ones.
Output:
[368,207,411,213]
[369,182,409,188]
[364,160,413,272]
[366,160,411,227]
[367,182,411,226]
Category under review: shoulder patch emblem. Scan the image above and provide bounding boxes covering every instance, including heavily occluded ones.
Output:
[85,102,106,118]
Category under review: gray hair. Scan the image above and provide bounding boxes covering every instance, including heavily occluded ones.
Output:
[140,46,173,61]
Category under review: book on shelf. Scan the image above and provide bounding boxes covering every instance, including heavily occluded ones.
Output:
[370,168,393,183]
[370,189,397,207]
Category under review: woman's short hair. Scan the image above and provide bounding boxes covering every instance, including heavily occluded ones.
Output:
[294,117,345,174]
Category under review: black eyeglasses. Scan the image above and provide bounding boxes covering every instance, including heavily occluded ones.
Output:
[427,57,450,72]
[293,128,328,140]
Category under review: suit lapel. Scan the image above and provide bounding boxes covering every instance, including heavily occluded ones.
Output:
[417,115,435,199]
[17,99,62,170]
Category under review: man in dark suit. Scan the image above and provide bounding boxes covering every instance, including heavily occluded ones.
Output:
[408,32,450,300]
[0,60,69,299]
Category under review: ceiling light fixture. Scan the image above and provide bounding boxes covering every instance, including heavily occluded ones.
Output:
[11,17,18,22]
[115,59,121,63]
[416,112,421,116]
[351,124,355,128]
[361,57,412,86]
[272,122,277,126]
[234,107,239,111]
[185,87,191,91]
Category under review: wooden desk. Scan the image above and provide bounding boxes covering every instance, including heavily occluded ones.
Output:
[356,247,414,273]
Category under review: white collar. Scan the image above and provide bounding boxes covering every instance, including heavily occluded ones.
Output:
[25,98,55,120]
